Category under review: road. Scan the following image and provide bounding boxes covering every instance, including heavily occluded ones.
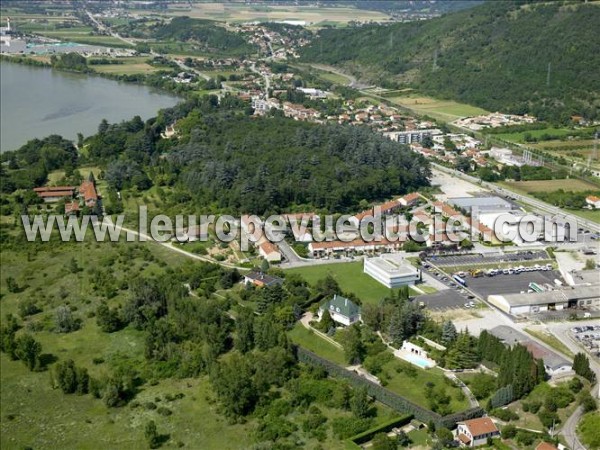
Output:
[249,62,270,98]
[547,321,600,450]
[432,163,600,234]
[84,10,137,47]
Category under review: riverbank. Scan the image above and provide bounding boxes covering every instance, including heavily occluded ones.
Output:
[0,53,193,99]
[0,60,180,152]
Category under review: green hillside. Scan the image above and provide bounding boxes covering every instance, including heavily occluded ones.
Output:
[300,1,600,123]
[116,16,257,56]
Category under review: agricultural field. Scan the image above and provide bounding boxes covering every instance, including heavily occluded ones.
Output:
[498,180,600,222]
[386,92,489,123]
[92,57,160,75]
[138,3,391,26]
[286,261,418,306]
[493,127,594,144]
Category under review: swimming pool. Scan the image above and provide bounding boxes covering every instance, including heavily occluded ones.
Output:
[400,352,435,369]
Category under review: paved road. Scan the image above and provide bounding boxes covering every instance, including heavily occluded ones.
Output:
[432,164,600,233]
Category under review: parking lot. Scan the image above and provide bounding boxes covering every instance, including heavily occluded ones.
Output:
[466,270,562,299]
[571,325,600,357]
[416,289,474,311]
[428,250,549,267]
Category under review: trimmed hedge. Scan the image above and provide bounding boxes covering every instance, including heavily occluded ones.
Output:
[349,415,413,445]
[295,346,483,428]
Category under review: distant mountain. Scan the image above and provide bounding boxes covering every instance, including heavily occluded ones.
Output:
[300,1,600,123]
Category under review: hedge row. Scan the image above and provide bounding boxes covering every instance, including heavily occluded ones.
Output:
[295,346,483,428]
[349,415,413,445]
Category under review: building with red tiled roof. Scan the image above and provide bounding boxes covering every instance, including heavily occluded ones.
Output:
[259,241,281,262]
[65,201,80,215]
[34,186,76,203]
[535,442,558,450]
[79,179,98,208]
[456,417,500,447]
[400,192,421,207]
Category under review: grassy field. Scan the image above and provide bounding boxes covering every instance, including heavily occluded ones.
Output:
[387,93,489,123]
[501,179,598,194]
[92,57,160,75]
[494,127,594,144]
[0,235,266,449]
[499,180,600,222]
[288,324,346,365]
[524,328,575,358]
[578,412,600,450]
[381,359,469,414]
[286,262,401,305]
[146,3,390,25]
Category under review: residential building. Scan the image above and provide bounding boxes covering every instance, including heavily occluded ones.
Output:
[364,254,420,288]
[586,195,600,209]
[399,192,421,207]
[318,294,361,326]
[388,129,442,145]
[64,201,80,215]
[79,174,99,208]
[259,241,282,262]
[243,270,283,287]
[33,186,75,203]
[456,417,500,447]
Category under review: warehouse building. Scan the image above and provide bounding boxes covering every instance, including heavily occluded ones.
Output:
[448,196,514,213]
[364,254,421,288]
[488,284,600,316]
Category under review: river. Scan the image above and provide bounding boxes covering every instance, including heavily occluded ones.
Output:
[0,62,179,152]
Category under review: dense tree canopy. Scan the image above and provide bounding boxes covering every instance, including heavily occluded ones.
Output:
[301,1,600,123]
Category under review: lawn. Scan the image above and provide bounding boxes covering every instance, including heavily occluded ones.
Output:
[380,359,469,414]
[578,412,600,450]
[93,57,160,75]
[287,261,402,305]
[407,428,431,447]
[524,328,574,358]
[387,93,489,123]
[288,323,347,366]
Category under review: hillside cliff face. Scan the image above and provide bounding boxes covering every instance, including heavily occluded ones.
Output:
[300,1,600,122]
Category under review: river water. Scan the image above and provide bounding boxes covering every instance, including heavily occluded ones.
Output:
[0,62,179,152]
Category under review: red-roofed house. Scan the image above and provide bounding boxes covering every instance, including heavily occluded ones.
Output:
[79,180,98,208]
[34,186,76,203]
[456,417,500,447]
[400,192,421,207]
[259,241,281,262]
[586,195,600,209]
[65,201,80,216]
[535,443,558,450]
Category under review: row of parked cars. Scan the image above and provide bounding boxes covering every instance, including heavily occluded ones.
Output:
[465,264,553,277]
[571,325,600,354]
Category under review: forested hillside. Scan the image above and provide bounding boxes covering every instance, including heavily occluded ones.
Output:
[2,96,430,215]
[300,1,600,123]
[115,17,257,56]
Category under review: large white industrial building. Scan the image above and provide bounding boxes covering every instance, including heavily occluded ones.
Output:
[488,284,600,316]
[364,254,421,288]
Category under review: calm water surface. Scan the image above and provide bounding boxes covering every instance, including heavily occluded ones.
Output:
[0,62,179,152]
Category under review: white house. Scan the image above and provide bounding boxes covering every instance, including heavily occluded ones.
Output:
[456,417,500,447]
[318,295,361,326]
